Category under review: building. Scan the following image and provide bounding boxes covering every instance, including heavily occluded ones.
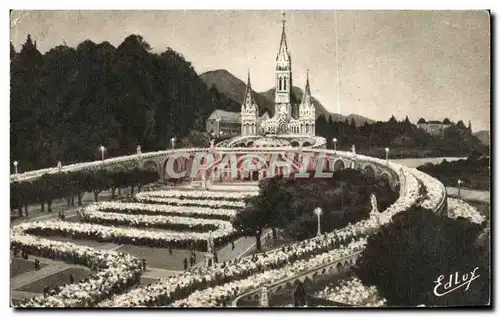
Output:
[205,110,241,138]
[417,119,472,137]
[241,14,316,137]
[417,121,452,137]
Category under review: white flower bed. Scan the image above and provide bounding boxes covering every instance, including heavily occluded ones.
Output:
[315,276,387,307]
[171,239,367,307]
[86,202,238,219]
[136,190,257,202]
[12,233,142,307]
[447,198,485,224]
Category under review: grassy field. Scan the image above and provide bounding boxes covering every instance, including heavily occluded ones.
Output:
[10,258,47,278]
[17,267,91,293]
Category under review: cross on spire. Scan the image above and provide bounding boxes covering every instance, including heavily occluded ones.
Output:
[277,11,290,61]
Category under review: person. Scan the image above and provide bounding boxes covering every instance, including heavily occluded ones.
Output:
[231,241,235,251]
[34,259,40,271]
[43,286,49,297]
[214,252,218,264]
[183,258,188,270]
[142,259,147,271]
[69,273,74,284]
[169,246,173,255]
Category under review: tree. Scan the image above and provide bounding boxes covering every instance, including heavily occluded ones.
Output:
[442,118,452,124]
[417,118,426,124]
[10,34,233,172]
[354,207,489,306]
[232,198,266,251]
[388,115,397,124]
[350,118,356,130]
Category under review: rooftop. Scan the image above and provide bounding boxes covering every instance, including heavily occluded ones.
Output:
[208,109,241,122]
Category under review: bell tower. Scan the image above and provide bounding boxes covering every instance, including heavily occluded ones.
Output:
[275,13,292,114]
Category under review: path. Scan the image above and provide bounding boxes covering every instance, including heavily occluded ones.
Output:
[11,183,163,226]
[446,187,490,204]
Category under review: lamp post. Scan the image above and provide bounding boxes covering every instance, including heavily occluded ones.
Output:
[314,207,323,236]
[216,118,221,138]
[457,179,463,198]
[332,138,337,151]
[99,146,106,161]
[171,137,176,150]
[385,147,390,164]
[13,161,18,174]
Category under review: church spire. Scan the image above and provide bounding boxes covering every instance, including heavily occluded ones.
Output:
[243,69,256,108]
[302,69,311,104]
[276,12,290,61]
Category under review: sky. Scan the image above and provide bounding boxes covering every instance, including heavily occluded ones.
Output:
[10,10,491,131]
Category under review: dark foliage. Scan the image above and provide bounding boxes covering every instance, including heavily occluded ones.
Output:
[315,115,489,158]
[10,168,159,216]
[10,35,234,172]
[417,155,490,190]
[232,169,398,248]
[353,206,490,306]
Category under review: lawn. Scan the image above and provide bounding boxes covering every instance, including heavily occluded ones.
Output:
[17,267,91,293]
[10,258,47,278]
[115,244,205,270]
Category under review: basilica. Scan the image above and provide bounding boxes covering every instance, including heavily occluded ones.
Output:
[241,15,316,137]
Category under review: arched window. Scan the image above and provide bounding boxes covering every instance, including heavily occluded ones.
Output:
[284,77,287,91]
[278,77,282,91]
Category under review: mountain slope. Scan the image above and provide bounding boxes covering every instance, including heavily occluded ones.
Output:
[200,69,272,115]
[473,130,490,146]
[200,69,374,125]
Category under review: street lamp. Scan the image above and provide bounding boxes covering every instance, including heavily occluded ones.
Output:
[385,147,390,164]
[457,179,463,198]
[13,161,18,174]
[99,146,106,161]
[332,138,337,151]
[314,207,323,236]
[216,118,221,138]
[171,137,176,150]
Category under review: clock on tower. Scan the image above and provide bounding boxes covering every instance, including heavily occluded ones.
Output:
[279,104,287,114]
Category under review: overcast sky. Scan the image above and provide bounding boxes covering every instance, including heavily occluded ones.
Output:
[10,10,490,131]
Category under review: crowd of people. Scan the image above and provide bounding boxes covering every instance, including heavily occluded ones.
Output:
[314,275,387,307]
[11,233,143,307]
[11,159,454,308]
[446,197,485,224]
[78,209,231,233]
[135,190,257,202]
[87,201,238,220]
[171,239,367,307]
[99,166,429,308]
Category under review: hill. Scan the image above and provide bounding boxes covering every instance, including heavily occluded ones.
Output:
[473,130,490,146]
[200,69,374,125]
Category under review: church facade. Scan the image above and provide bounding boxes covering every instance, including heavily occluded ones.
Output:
[241,15,316,137]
